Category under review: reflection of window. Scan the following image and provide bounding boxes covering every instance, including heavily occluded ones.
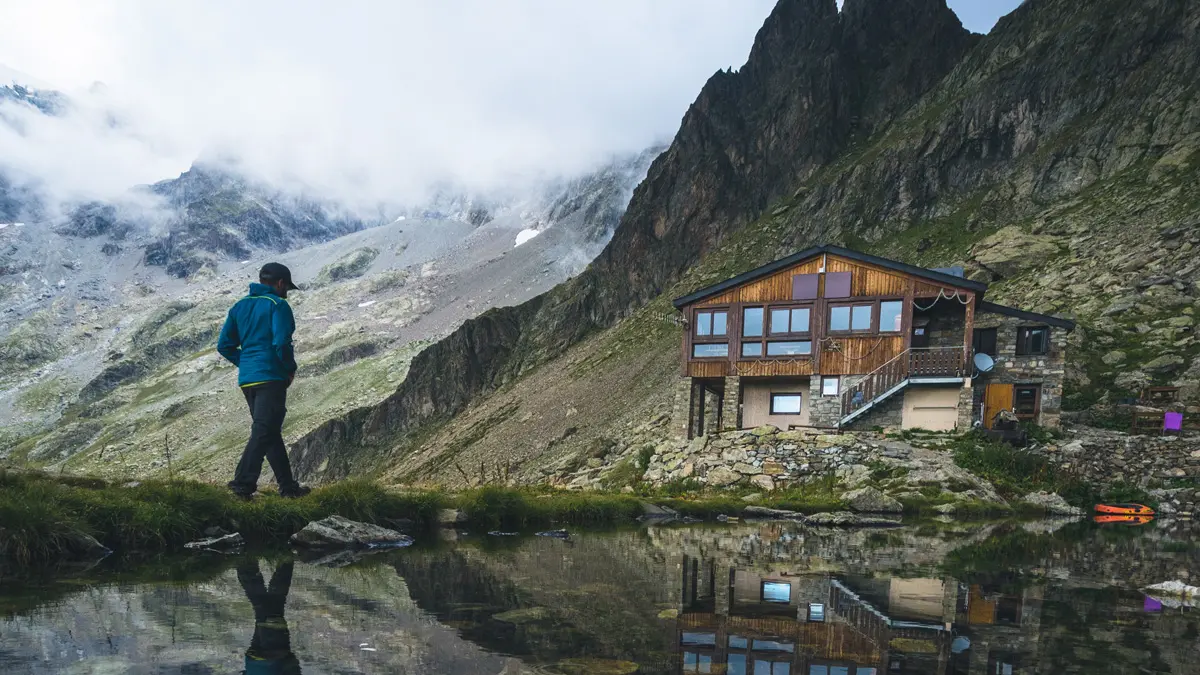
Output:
[742,342,763,358]
[1016,326,1048,355]
[681,632,717,646]
[770,394,802,415]
[753,640,795,653]
[808,603,825,622]
[822,377,839,397]
[766,341,812,356]
[728,654,748,675]
[683,652,713,673]
[1014,385,1040,421]
[743,307,764,337]
[728,635,749,649]
[755,661,791,674]
[761,581,792,603]
[693,343,729,358]
[879,300,903,332]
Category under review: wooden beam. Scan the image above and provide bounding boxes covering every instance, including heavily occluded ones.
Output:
[962,293,976,379]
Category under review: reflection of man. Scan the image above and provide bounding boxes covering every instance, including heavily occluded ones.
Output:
[238,559,302,675]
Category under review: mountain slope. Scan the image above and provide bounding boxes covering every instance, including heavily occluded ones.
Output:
[289,0,1200,487]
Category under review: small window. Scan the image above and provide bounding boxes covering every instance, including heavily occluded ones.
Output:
[766,341,811,356]
[879,300,903,333]
[974,327,998,357]
[851,305,872,331]
[822,377,839,397]
[741,342,763,358]
[829,306,850,331]
[727,654,747,674]
[1014,385,1040,420]
[770,393,802,415]
[693,343,729,358]
[743,307,764,337]
[808,603,825,622]
[694,310,727,337]
[770,308,790,334]
[1016,326,1048,355]
[728,635,749,649]
[682,652,713,673]
[761,581,791,603]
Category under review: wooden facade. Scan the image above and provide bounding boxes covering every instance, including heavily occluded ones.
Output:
[680,252,976,378]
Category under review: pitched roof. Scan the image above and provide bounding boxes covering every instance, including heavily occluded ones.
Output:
[671,244,988,309]
[978,301,1076,331]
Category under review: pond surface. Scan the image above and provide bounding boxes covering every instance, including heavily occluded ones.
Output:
[1,519,1198,674]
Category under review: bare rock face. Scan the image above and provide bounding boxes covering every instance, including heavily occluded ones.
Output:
[968,227,1065,281]
[844,486,904,513]
[290,515,413,549]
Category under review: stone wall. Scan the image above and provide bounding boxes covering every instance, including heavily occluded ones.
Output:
[1031,428,1200,514]
[843,386,904,430]
[974,312,1067,428]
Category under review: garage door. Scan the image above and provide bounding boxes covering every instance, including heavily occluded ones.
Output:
[903,387,961,431]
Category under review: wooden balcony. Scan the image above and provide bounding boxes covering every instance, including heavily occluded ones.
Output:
[840,346,966,421]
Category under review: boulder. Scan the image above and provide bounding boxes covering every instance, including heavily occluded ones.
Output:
[290,515,414,549]
[804,511,902,527]
[743,505,805,520]
[706,466,743,487]
[750,474,776,491]
[438,508,468,526]
[733,462,759,475]
[969,226,1064,279]
[184,532,244,552]
[1143,354,1186,374]
[844,487,904,513]
[641,502,679,519]
[1021,491,1085,517]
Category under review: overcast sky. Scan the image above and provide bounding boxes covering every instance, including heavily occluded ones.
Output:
[0,0,1022,210]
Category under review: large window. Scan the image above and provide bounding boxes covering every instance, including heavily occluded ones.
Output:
[829,304,873,332]
[693,343,729,358]
[743,307,764,337]
[879,300,903,333]
[694,310,727,337]
[766,341,812,356]
[770,393,802,415]
[1016,326,1048,355]
[770,307,810,334]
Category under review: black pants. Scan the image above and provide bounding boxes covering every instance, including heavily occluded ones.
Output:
[237,559,301,674]
[230,381,299,495]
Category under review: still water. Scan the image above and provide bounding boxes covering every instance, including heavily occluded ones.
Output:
[1,519,1198,674]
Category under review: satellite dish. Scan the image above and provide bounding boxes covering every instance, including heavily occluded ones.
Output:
[973,353,995,374]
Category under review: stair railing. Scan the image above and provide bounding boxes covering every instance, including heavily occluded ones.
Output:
[839,346,966,420]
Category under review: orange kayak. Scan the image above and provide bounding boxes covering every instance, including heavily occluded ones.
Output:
[1094,503,1155,516]
[1093,514,1154,526]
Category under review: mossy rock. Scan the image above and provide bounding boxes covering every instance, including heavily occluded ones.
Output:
[314,247,380,286]
[551,658,639,674]
[492,607,552,624]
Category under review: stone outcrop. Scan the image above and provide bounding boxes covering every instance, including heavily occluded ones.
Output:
[290,516,414,549]
[844,486,904,513]
[183,532,245,552]
[805,511,902,527]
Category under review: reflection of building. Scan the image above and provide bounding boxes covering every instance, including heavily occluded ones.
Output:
[672,557,1048,675]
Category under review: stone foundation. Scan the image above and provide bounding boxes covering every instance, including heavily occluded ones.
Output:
[721,375,741,431]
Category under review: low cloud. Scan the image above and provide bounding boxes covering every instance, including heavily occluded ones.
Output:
[0,0,775,217]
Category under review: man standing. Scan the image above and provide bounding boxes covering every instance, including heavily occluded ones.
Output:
[218,262,310,499]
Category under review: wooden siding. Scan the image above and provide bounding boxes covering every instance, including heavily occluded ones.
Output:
[682,252,975,377]
[819,336,905,375]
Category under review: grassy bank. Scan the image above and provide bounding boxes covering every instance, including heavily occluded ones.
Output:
[0,471,441,566]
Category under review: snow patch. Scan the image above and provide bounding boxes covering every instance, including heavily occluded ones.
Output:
[357,300,377,308]
[0,224,8,229]
[514,228,541,247]
[393,216,407,222]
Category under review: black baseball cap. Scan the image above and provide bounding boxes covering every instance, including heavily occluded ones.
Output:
[259,262,300,290]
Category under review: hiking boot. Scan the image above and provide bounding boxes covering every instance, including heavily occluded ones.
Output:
[279,485,312,499]
[230,489,255,501]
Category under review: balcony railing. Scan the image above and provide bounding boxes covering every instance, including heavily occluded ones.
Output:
[840,346,966,419]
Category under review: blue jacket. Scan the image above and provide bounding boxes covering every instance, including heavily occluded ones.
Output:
[217,283,297,387]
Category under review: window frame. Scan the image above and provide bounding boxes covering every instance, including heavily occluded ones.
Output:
[769,392,804,415]
[821,376,840,397]
[692,342,730,359]
[740,302,814,361]
[1013,384,1041,422]
[1015,326,1049,356]
[692,307,729,340]
[760,580,792,604]
[973,327,999,357]
[827,298,905,335]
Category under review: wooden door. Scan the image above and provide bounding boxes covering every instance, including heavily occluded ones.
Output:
[983,383,1014,429]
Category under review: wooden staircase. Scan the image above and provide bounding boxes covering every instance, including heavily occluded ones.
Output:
[839,346,966,428]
